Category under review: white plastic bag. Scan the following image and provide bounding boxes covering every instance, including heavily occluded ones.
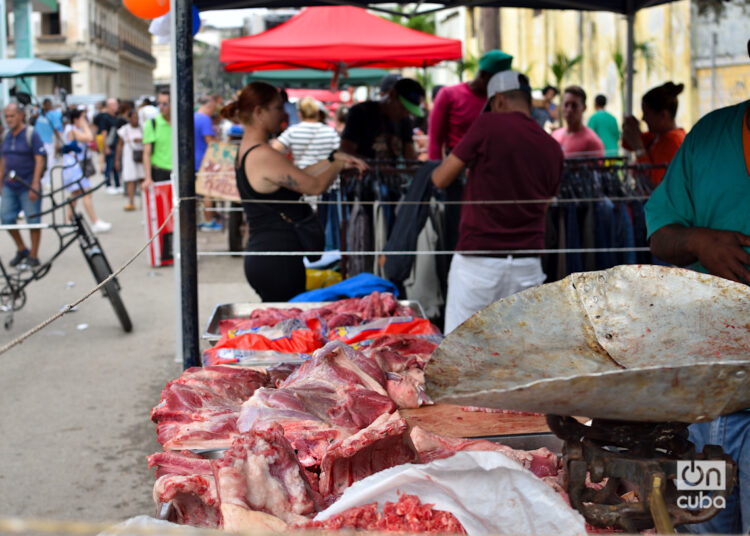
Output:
[315,451,586,536]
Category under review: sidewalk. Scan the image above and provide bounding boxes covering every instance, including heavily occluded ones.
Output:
[0,177,255,521]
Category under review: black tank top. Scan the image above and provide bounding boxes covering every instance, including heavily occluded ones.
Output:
[236,144,311,228]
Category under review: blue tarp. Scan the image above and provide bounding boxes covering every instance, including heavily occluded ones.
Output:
[289,273,399,302]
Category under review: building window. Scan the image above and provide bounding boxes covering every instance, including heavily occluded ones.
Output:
[42,10,61,35]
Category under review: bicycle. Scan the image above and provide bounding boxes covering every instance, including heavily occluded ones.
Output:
[0,159,133,332]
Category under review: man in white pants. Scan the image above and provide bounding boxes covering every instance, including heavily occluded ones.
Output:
[432,71,564,333]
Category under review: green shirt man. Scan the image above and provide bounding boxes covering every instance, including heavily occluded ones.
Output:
[587,95,620,156]
[143,91,172,188]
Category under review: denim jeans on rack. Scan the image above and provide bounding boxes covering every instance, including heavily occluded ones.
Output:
[566,203,583,274]
[629,200,652,264]
[594,198,616,270]
[613,202,636,265]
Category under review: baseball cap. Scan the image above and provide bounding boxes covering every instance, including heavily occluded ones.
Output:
[394,78,425,118]
[484,71,531,111]
[478,50,513,75]
[379,73,402,94]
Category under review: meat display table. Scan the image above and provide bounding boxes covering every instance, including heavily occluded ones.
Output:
[402,403,564,451]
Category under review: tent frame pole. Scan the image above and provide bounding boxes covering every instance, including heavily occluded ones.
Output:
[171,0,200,370]
[624,4,635,117]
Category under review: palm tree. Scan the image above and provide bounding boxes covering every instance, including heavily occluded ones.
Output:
[454,51,478,82]
[549,51,582,126]
[386,5,435,34]
[613,40,655,115]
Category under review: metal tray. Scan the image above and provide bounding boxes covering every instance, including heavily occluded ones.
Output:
[482,433,562,454]
[203,300,427,342]
[426,265,750,423]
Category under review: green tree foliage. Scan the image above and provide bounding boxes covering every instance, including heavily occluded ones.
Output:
[613,40,655,114]
[549,52,582,126]
[385,5,435,34]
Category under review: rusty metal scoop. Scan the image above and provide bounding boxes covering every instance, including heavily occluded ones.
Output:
[426,265,750,422]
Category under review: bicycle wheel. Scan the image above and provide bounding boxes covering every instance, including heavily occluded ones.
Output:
[89,253,133,332]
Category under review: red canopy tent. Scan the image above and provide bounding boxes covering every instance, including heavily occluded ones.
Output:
[219,5,462,73]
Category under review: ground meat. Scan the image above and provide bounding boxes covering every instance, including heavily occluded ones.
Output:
[299,493,466,534]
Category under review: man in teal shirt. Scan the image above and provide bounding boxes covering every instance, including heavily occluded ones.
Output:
[644,39,750,535]
[587,94,620,156]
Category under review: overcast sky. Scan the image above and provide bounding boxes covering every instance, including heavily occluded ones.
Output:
[200,9,263,28]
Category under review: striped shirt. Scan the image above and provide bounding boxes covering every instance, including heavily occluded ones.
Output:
[276,121,340,168]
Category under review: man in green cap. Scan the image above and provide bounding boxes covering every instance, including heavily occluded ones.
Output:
[427,49,512,251]
[340,78,425,160]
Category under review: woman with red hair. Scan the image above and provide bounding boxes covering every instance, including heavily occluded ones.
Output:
[221,82,366,301]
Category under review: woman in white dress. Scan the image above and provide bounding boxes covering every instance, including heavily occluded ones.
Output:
[62,109,111,233]
[115,109,145,211]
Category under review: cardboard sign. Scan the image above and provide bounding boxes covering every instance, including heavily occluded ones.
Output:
[195,141,241,202]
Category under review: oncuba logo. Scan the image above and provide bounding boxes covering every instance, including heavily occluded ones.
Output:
[675,461,727,510]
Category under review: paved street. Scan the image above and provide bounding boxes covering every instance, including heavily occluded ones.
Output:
[0,177,257,523]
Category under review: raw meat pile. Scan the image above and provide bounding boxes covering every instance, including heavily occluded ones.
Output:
[148,295,563,533]
[218,292,419,334]
[299,493,467,534]
[204,292,441,366]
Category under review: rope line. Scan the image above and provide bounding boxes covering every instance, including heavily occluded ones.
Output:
[188,195,650,206]
[197,247,652,257]
[0,209,176,358]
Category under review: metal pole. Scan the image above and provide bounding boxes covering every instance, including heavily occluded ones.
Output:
[171,0,200,369]
[624,10,635,117]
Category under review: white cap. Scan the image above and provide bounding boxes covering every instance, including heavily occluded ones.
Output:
[487,70,531,99]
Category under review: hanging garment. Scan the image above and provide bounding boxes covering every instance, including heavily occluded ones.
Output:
[346,196,373,277]
[404,205,444,320]
[384,161,440,283]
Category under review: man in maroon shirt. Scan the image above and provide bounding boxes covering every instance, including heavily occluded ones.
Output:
[428,50,513,160]
[432,71,564,333]
[428,49,513,254]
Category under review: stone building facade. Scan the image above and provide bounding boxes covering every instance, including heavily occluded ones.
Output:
[31,0,154,99]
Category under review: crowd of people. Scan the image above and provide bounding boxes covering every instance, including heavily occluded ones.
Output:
[222,40,748,533]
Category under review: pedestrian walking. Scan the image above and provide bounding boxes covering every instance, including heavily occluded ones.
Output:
[587,94,620,157]
[622,82,686,186]
[193,95,221,231]
[34,98,64,185]
[271,97,341,168]
[99,98,122,194]
[551,86,605,158]
[0,102,47,268]
[143,90,172,188]
[115,109,144,211]
[61,109,112,233]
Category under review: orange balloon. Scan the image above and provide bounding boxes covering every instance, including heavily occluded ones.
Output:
[124,0,170,19]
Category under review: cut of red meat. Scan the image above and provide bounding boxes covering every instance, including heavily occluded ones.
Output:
[148,450,212,479]
[238,342,396,466]
[363,333,439,359]
[318,412,419,498]
[267,362,301,387]
[409,426,559,478]
[218,293,412,337]
[300,493,466,534]
[211,423,320,524]
[153,473,222,528]
[149,450,221,529]
[151,366,267,451]
[219,307,303,334]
